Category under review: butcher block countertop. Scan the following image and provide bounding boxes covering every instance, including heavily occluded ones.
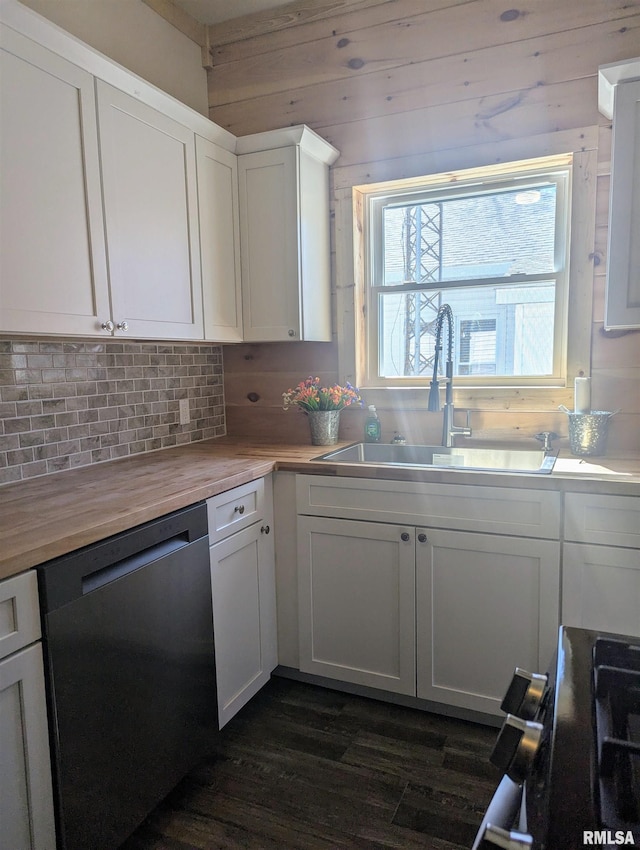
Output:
[1,436,639,581]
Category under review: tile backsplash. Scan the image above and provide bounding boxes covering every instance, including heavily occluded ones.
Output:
[0,339,225,485]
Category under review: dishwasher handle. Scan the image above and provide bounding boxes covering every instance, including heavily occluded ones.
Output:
[38,502,208,613]
[81,535,190,595]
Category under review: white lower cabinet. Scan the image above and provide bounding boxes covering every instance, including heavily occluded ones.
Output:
[208,478,277,728]
[295,475,561,718]
[562,492,640,637]
[417,528,560,715]
[0,572,56,850]
[297,516,416,695]
[563,543,640,638]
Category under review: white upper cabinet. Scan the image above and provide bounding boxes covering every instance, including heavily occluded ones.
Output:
[238,147,300,341]
[0,2,338,344]
[196,136,243,342]
[237,127,339,342]
[599,60,640,329]
[0,0,239,342]
[97,81,203,340]
[0,26,110,336]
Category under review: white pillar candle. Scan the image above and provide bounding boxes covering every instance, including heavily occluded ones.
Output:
[574,377,591,413]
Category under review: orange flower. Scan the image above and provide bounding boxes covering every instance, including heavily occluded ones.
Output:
[282,376,363,411]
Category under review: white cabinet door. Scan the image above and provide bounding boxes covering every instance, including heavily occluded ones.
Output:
[210,520,276,728]
[0,26,110,337]
[416,528,560,716]
[196,135,243,342]
[0,644,56,850]
[605,78,640,329]
[238,145,332,342]
[563,542,640,638]
[97,80,203,340]
[238,147,300,341]
[297,516,416,696]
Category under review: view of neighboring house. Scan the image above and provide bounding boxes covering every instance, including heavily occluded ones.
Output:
[380,183,558,379]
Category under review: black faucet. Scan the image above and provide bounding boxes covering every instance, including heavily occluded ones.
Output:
[427,303,472,448]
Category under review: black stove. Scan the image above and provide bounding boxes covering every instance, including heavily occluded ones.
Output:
[476,627,640,849]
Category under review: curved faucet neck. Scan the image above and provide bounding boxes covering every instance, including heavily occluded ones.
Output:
[427,304,454,412]
[426,303,472,447]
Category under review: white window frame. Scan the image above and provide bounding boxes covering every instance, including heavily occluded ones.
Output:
[362,157,572,389]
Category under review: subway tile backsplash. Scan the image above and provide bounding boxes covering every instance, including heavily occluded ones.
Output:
[0,339,225,485]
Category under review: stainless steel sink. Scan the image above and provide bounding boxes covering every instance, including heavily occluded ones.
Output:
[313,442,558,474]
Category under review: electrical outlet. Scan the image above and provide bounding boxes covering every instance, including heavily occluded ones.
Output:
[179,398,190,425]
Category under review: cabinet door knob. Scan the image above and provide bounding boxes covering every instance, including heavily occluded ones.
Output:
[101,320,115,332]
[418,533,428,543]
[288,329,296,337]
[400,532,410,542]
[116,320,129,332]
[234,505,245,515]
[261,525,270,535]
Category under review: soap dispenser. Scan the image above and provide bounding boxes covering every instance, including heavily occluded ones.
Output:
[364,405,381,443]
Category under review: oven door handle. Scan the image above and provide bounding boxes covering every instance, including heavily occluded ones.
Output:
[472,774,524,850]
[476,824,533,849]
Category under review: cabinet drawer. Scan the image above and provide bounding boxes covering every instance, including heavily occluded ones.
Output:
[296,475,560,539]
[0,571,41,660]
[565,493,640,548]
[207,478,265,543]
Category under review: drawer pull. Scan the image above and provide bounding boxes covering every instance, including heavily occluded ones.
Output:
[234,505,245,515]
[261,525,270,535]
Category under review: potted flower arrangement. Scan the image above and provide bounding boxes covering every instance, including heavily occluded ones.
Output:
[282,376,362,445]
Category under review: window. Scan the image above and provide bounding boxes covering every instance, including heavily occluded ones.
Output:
[459,318,497,375]
[361,156,572,388]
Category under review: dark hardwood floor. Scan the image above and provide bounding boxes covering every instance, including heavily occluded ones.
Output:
[120,677,500,850]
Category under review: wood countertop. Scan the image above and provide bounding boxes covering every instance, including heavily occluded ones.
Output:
[1,437,639,581]
[0,441,275,580]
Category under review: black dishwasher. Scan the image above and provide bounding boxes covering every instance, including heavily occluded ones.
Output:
[38,502,217,850]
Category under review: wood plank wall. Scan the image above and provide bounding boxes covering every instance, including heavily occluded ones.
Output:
[210,0,640,452]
